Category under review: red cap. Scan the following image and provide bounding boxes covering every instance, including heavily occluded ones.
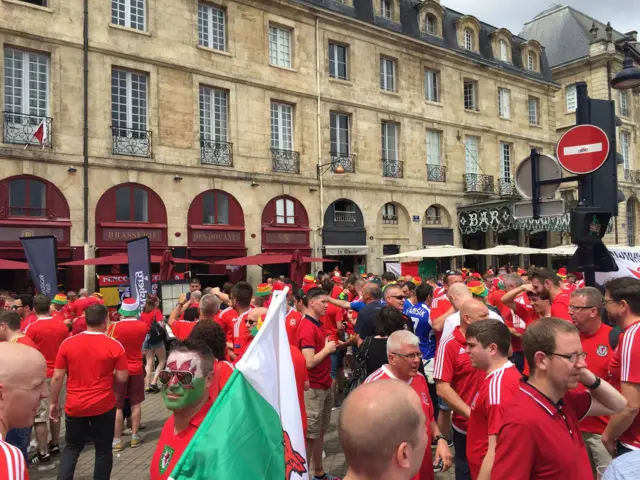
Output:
[332,275,343,284]
[272,280,285,291]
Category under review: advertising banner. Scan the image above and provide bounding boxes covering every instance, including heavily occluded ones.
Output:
[127,237,152,312]
[20,235,58,299]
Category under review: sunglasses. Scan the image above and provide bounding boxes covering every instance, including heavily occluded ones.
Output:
[390,295,405,300]
[11,305,21,310]
[158,370,194,386]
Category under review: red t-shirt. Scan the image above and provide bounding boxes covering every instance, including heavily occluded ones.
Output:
[365,366,435,480]
[466,363,522,479]
[430,294,452,344]
[170,320,197,341]
[25,316,70,378]
[140,309,163,328]
[231,310,252,357]
[551,292,572,321]
[0,437,28,480]
[575,322,612,435]
[61,303,74,319]
[322,303,344,343]
[492,382,593,480]
[488,289,506,309]
[215,360,234,393]
[503,293,530,353]
[55,331,127,417]
[330,284,343,299]
[297,315,331,390]
[72,316,87,336]
[608,320,640,449]
[433,327,484,433]
[150,399,213,480]
[72,296,102,317]
[285,308,303,347]
[12,335,38,349]
[108,319,150,376]
[290,345,309,436]
[20,312,37,332]
[214,307,236,344]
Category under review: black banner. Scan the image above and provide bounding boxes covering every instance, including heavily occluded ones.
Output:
[20,235,58,299]
[126,236,152,312]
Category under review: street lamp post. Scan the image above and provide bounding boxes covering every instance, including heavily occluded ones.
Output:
[611,45,640,90]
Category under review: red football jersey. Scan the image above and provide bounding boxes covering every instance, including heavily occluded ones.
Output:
[232,310,251,357]
[285,308,303,346]
[466,363,522,479]
[214,307,236,344]
[503,293,530,353]
[12,335,37,349]
[108,319,150,376]
[0,437,28,480]
[25,317,70,378]
[551,292,572,321]
[430,294,452,344]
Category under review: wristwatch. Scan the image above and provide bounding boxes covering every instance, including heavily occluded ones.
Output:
[587,376,602,390]
[434,435,447,444]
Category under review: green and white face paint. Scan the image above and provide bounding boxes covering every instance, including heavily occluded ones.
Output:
[162,351,206,411]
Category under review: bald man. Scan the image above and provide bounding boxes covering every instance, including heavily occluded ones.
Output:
[441,285,503,340]
[339,380,428,480]
[0,342,49,479]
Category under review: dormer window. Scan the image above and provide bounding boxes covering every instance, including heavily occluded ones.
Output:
[381,0,392,19]
[527,52,536,71]
[464,29,474,50]
[426,14,437,35]
[499,40,509,61]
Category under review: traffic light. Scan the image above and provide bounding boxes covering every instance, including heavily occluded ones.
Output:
[568,208,618,273]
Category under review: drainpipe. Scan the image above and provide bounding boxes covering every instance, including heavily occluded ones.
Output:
[607,60,620,244]
[83,0,90,287]
[315,16,324,272]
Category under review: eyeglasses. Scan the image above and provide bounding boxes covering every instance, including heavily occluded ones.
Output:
[549,352,587,363]
[389,295,405,300]
[158,370,194,386]
[568,305,595,311]
[392,351,422,360]
[11,305,21,310]
[603,299,619,306]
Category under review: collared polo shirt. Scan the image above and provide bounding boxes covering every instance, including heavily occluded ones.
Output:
[296,314,331,389]
[492,380,593,479]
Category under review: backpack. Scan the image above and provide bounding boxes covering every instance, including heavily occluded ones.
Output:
[345,336,373,397]
[148,319,166,344]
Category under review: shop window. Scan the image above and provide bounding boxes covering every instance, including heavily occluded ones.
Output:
[115,186,148,222]
[8,178,46,217]
[202,191,229,225]
[382,203,398,224]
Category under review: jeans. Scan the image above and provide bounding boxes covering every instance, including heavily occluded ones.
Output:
[58,408,116,480]
[453,429,471,480]
[616,441,634,457]
[5,427,31,462]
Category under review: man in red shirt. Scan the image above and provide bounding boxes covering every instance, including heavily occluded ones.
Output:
[51,294,70,328]
[603,277,640,457]
[109,298,150,451]
[50,304,128,480]
[150,340,217,480]
[434,299,486,480]
[297,287,338,480]
[320,278,345,401]
[220,282,253,358]
[14,294,36,332]
[0,342,49,480]
[430,271,463,339]
[530,267,572,321]
[24,294,69,466]
[365,330,452,479]
[500,273,530,372]
[0,311,37,348]
[285,292,304,346]
[492,318,626,479]
[465,320,522,480]
[569,287,614,472]
[169,294,219,341]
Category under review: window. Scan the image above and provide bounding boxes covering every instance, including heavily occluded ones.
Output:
[380,57,396,92]
[328,43,348,80]
[112,0,146,31]
[268,26,292,68]
[499,40,509,62]
[620,91,629,117]
[381,0,392,19]
[621,131,631,170]
[4,48,49,118]
[270,102,293,151]
[464,28,474,50]
[115,186,148,222]
[202,191,229,225]
[426,131,441,165]
[199,86,228,142]
[528,97,540,125]
[627,199,636,247]
[425,206,441,225]
[500,143,512,180]
[426,14,437,35]
[8,178,46,217]
[566,85,577,112]
[498,88,511,119]
[424,69,439,102]
[275,198,295,225]
[330,112,350,156]
[527,52,536,71]
[382,203,398,224]
[111,69,148,134]
[17,0,47,7]
[198,3,226,51]
[381,122,398,161]
[465,136,479,174]
[463,80,477,111]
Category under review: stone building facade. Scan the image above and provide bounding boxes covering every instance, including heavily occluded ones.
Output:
[0,0,559,289]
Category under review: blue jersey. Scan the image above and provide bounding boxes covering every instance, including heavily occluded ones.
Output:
[403,299,414,315]
[406,302,436,361]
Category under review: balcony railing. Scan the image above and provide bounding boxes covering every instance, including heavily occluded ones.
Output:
[3,112,52,147]
[330,153,356,173]
[382,214,399,224]
[201,139,233,167]
[334,210,356,223]
[463,173,494,194]
[112,127,152,157]
[382,159,403,178]
[427,164,446,182]
[424,216,442,225]
[271,148,300,174]
[624,169,640,184]
[499,178,517,197]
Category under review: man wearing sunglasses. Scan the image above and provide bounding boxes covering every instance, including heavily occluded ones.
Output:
[13,294,36,332]
[151,340,216,480]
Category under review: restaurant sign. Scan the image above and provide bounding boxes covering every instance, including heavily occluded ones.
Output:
[0,227,65,242]
[190,230,243,244]
[102,229,162,242]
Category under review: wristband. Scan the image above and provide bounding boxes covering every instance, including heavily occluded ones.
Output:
[587,376,601,390]
[434,435,447,443]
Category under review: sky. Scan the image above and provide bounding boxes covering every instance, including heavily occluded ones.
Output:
[441,1,640,37]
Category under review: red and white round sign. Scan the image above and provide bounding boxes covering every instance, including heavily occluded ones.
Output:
[556,125,610,174]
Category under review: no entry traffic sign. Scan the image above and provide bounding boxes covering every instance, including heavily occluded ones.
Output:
[556,125,610,174]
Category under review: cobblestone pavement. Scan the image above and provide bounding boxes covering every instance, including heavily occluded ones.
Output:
[31,391,454,479]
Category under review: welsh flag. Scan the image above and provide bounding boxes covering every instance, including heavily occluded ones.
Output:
[169,288,309,480]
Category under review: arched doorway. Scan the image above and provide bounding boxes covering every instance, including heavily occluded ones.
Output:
[323,199,367,275]
[422,204,454,277]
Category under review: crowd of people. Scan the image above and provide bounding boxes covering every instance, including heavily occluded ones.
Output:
[1,264,640,479]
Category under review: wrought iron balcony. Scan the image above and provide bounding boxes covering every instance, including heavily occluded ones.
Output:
[271,148,300,174]
[382,214,399,224]
[463,173,494,195]
[499,178,518,197]
[112,127,152,157]
[424,215,442,225]
[427,164,446,182]
[201,139,233,167]
[3,112,52,147]
[624,169,640,184]
[382,159,403,178]
[334,210,356,223]
[330,153,356,173]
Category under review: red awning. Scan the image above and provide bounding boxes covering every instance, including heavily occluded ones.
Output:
[0,258,30,270]
[59,254,212,267]
[215,253,333,266]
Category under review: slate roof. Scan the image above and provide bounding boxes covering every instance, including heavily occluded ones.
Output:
[292,0,556,84]
[520,4,630,68]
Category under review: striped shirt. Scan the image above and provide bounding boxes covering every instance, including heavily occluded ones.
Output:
[0,436,28,480]
[603,451,640,479]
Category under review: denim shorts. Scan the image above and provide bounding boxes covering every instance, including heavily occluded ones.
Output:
[142,333,164,351]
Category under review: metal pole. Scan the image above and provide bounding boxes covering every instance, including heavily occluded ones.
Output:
[530,148,540,219]
[83,0,90,288]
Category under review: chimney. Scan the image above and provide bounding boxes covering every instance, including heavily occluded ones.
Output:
[626,31,638,42]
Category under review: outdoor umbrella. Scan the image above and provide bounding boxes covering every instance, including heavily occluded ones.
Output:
[59,254,211,267]
[159,249,175,281]
[475,245,544,255]
[0,258,30,270]
[289,249,305,286]
[381,245,477,260]
[541,245,578,256]
[215,250,333,268]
